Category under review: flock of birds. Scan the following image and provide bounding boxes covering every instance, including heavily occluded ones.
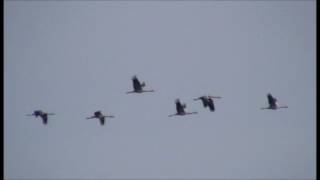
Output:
[26,75,288,126]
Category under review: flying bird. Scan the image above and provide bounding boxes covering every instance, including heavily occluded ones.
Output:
[261,93,288,110]
[194,95,221,112]
[86,111,114,125]
[168,99,198,117]
[126,75,155,94]
[26,110,55,125]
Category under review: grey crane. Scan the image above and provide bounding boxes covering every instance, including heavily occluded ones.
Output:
[86,111,115,125]
[26,110,55,125]
[126,75,155,94]
[261,93,288,110]
[194,95,221,112]
[168,99,198,117]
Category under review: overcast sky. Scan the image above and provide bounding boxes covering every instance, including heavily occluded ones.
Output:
[4,0,316,179]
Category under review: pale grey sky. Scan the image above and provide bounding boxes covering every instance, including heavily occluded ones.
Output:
[4,1,316,179]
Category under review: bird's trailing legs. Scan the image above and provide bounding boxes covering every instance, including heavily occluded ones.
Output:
[142,89,155,93]
[186,111,198,115]
[278,105,288,109]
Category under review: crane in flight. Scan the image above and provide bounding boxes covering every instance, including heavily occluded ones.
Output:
[261,93,288,110]
[26,110,55,125]
[194,95,221,112]
[126,75,155,94]
[86,111,114,125]
[168,99,198,117]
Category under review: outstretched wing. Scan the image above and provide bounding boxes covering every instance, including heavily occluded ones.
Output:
[201,97,209,107]
[132,76,142,91]
[194,96,208,107]
[41,114,48,125]
[175,99,185,114]
[208,98,215,111]
[267,94,276,107]
[99,117,105,126]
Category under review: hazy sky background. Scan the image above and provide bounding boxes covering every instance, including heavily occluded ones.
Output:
[4,0,316,179]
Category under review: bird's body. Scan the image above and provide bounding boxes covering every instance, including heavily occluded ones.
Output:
[194,95,221,112]
[86,111,114,125]
[126,75,154,94]
[169,99,197,117]
[27,110,54,125]
[261,93,288,110]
